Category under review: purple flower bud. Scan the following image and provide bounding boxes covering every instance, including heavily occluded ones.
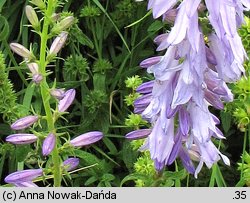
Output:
[178,107,190,136]
[179,148,195,174]
[6,134,37,145]
[134,106,146,114]
[205,47,217,65]
[204,90,224,110]
[154,33,168,45]
[25,5,39,28]
[166,105,179,119]
[134,94,152,108]
[125,129,151,140]
[42,133,56,156]
[32,74,43,84]
[4,169,43,184]
[14,181,38,187]
[139,56,161,68]
[58,89,76,112]
[167,129,182,165]
[163,9,177,23]
[70,131,103,147]
[27,63,39,74]
[136,81,154,94]
[50,88,65,100]
[63,158,79,171]
[10,43,33,59]
[11,115,39,130]
[49,32,68,55]
[204,73,228,96]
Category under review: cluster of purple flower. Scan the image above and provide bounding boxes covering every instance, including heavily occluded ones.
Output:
[127,0,250,177]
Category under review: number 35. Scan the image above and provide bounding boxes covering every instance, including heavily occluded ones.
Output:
[235,191,247,199]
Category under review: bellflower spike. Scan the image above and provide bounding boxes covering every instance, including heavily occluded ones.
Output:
[58,89,75,112]
[70,131,103,147]
[63,158,80,171]
[6,134,38,145]
[11,115,39,130]
[42,133,56,156]
[4,169,43,184]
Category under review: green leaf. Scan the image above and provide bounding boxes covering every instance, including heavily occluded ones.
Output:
[220,111,232,133]
[15,145,30,162]
[147,20,163,32]
[71,26,94,49]
[22,83,35,114]
[101,173,115,182]
[0,15,9,41]
[120,173,148,186]
[102,137,118,155]
[85,176,98,186]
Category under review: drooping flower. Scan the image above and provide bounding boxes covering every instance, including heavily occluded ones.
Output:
[11,115,39,130]
[4,169,43,184]
[70,131,103,147]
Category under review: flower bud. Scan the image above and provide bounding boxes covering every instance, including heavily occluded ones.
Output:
[27,63,39,74]
[57,16,74,31]
[11,115,39,130]
[4,169,43,184]
[50,88,65,100]
[49,32,68,56]
[134,94,152,108]
[6,134,38,145]
[30,0,46,10]
[136,81,154,94]
[58,89,76,112]
[139,56,161,68]
[10,43,33,59]
[154,33,168,46]
[163,9,177,23]
[14,181,38,187]
[25,5,39,29]
[125,129,151,140]
[70,131,103,147]
[42,133,56,156]
[178,107,190,136]
[63,158,79,171]
[32,74,43,84]
[204,90,224,110]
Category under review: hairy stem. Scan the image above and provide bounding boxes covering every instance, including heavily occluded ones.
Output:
[39,0,61,187]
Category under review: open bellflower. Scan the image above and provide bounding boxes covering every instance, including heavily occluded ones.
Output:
[125,0,249,177]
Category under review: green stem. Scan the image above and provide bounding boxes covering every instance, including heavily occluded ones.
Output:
[240,125,248,180]
[39,0,61,187]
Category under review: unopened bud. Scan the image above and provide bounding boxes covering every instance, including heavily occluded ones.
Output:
[32,74,43,84]
[6,133,38,145]
[58,89,75,112]
[27,63,39,74]
[70,131,103,147]
[139,56,161,68]
[30,0,46,10]
[63,158,79,171]
[25,5,39,29]
[125,129,151,140]
[4,169,43,184]
[49,32,68,56]
[50,88,65,100]
[14,181,39,187]
[42,133,56,156]
[163,9,177,23]
[59,16,74,29]
[10,43,33,59]
[11,115,39,130]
